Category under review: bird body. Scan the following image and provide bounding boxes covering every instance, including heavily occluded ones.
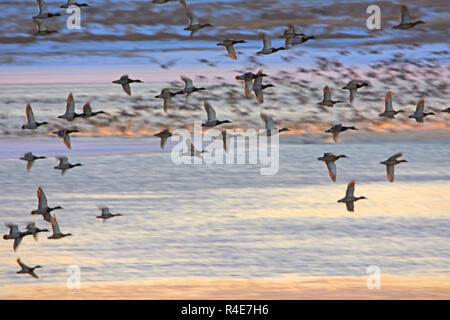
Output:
[20,152,46,171]
[58,93,81,121]
[52,129,79,149]
[3,224,26,252]
[257,34,286,55]
[408,98,435,123]
[393,5,425,30]
[342,80,368,104]
[22,104,48,129]
[253,70,273,103]
[325,124,358,143]
[317,86,342,107]
[30,187,63,223]
[54,156,83,175]
[48,215,72,239]
[113,75,142,96]
[176,76,206,96]
[155,88,177,113]
[24,222,49,241]
[33,20,57,36]
[154,129,173,150]
[260,113,289,136]
[235,72,258,98]
[96,207,123,220]
[184,10,212,37]
[217,38,246,59]
[16,259,42,279]
[379,92,403,118]
[80,102,105,118]
[202,101,231,127]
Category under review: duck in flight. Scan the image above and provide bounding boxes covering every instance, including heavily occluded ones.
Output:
[176,76,206,97]
[33,0,61,19]
[16,258,42,279]
[253,70,274,103]
[408,98,435,123]
[54,156,83,175]
[155,88,177,113]
[342,80,368,104]
[113,75,143,96]
[317,86,343,108]
[33,20,58,36]
[325,124,358,143]
[80,102,105,118]
[154,129,173,151]
[281,24,305,48]
[30,186,63,223]
[337,180,367,212]
[22,104,48,129]
[379,92,404,118]
[217,38,246,60]
[96,207,123,221]
[24,222,49,241]
[58,93,82,121]
[48,215,72,239]
[60,0,88,8]
[317,153,347,182]
[260,113,289,136]
[392,5,425,30]
[3,224,26,252]
[235,72,258,98]
[380,152,407,183]
[20,152,46,172]
[52,129,79,150]
[184,10,212,37]
[202,101,231,127]
[257,34,286,55]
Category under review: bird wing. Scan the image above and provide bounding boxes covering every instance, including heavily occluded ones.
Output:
[401,5,411,24]
[160,136,168,150]
[163,98,171,113]
[66,93,75,114]
[122,83,131,96]
[389,152,403,161]
[346,201,354,212]
[26,104,36,124]
[262,34,272,50]
[225,45,237,60]
[324,86,331,101]
[63,133,72,149]
[56,156,69,165]
[37,0,48,15]
[34,19,48,32]
[332,131,339,143]
[178,0,187,7]
[349,89,356,104]
[37,187,48,209]
[13,237,22,252]
[385,92,393,111]
[254,88,264,103]
[386,165,395,183]
[204,101,217,121]
[326,162,337,182]
[345,180,356,198]
[83,102,92,116]
[243,79,253,98]
[26,222,36,230]
[17,258,26,269]
[260,113,275,130]
[51,215,61,235]
[27,160,34,172]
[181,76,193,90]
[284,38,291,49]
[187,10,199,26]
[7,223,19,235]
[415,97,425,113]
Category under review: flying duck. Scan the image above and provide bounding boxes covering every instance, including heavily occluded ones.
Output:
[317,153,347,182]
[202,101,231,127]
[380,152,407,182]
[48,215,72,239]
[217,38,246,60]
[113,75,143,96]
[291,35,315,46]
[184,10,212,37]
[392,5,425,30]
[325,124,358,143]
[24,222,49,241]
[257,33,286,55]
[52,129,79,150]
[3,224,26,252]
[33,20,58,36]
[20,152,46,172]
[96,207,123,221]
[16,258,42,279]
[154,129,172,151]
[60,0,88,8]
[379,92,404,118]
[152,0,186,7]
[342,80,368,104]
[58,93,81,121]
[235,72,258,98]
[54,156,83,175]
[155,88,177,113]
[30,186,63,223]
[441,107,450,113]
[182,138,207,158]
[260,112,289,136]
[80,102,105,118]
[176,76,206,96]
[337,180,367,212]
[408,98,435,123]
[281,24,305,48]
[253,70,274,103]
[21,104,48,129]
[33,0,61,19]
[317,86,343,108]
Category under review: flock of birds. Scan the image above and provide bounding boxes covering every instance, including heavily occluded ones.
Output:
[3,0,449,280]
